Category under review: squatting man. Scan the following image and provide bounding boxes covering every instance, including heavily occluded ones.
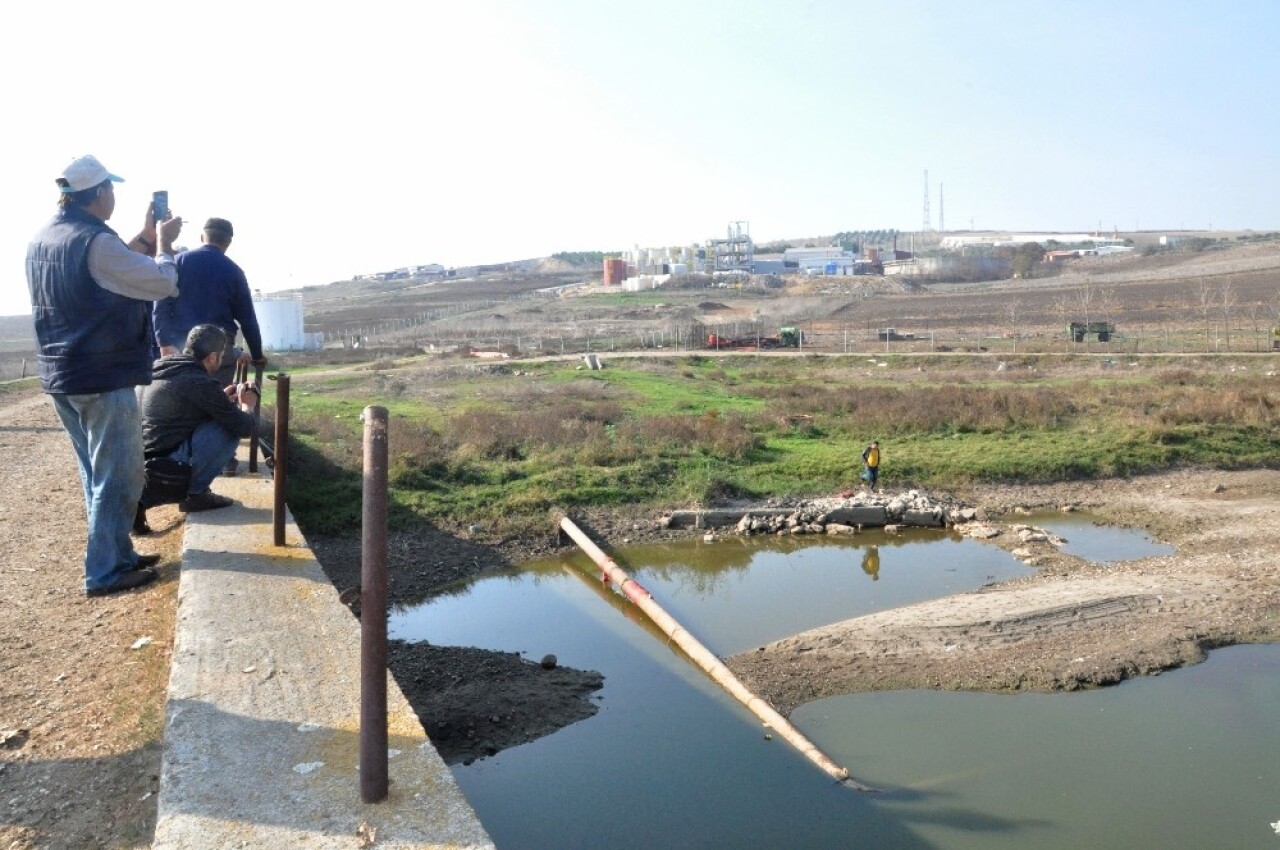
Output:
[139,324,259,522]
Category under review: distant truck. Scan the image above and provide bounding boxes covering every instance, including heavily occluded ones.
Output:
[707,326,803,350]
[877,328,915,341]
[1068,321,1114,342]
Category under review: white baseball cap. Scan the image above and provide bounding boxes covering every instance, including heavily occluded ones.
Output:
[59,155,124,193]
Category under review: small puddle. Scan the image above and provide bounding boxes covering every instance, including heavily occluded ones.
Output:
[1021,511,1174,563]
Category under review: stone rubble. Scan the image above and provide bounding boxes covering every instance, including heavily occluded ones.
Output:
[725,489,984,537]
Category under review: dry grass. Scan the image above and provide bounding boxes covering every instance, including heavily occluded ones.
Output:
[746,381,1080,433]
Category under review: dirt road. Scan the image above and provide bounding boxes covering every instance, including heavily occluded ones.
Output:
[0,386,183,850]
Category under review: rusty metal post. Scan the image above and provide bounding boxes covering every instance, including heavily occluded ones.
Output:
[271,373,290,547]
[360,406,389,803]
[248,363,264,473]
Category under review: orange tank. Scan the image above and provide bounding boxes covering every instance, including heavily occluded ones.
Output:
[603,258,627,285]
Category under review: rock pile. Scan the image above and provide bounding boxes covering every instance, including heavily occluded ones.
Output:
[725,490,985,537]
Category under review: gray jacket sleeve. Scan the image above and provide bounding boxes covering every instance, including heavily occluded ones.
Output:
[88,234,179,301]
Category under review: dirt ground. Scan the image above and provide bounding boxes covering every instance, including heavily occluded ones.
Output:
[5,389,1280,847]
[728,470,1280,714]
[0,385,638,849]
[0,388,184,850]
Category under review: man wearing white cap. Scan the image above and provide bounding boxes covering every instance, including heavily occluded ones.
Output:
[26,155,184,596]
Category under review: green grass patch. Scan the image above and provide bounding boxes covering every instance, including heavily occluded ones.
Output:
[285,356,1280,536]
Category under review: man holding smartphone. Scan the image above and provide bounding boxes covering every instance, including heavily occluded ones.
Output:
[26,154,184,596]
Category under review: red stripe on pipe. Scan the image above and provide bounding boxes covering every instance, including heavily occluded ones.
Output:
[622,580,651,604]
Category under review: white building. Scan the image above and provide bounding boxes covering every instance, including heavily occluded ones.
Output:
[252,293,322,351]
[784,246,845,265]
[939,233,1115,250]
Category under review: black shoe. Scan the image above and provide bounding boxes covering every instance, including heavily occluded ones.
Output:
[178,492,235,512]
[135,553,162,568]
[86,568,157,598]
[133,504,152,536]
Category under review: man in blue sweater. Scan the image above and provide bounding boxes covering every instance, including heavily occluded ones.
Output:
[153,217,264,388]
[27,154,183,596]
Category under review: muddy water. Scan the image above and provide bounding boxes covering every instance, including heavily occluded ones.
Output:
[389,524,1259,850]
[1024,511,1175,563]
[793,644,1280,849]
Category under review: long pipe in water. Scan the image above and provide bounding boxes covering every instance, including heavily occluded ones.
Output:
[557,515,875,792]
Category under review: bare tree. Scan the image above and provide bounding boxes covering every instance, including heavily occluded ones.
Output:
[1218,279,1238,351]
[1194,280,1217,351]
[1247,300,1265,352]
[1074,283,1097,351]
[1096,286,1120,346]
[1052,292,1074,352]
[1003,298,1022,353]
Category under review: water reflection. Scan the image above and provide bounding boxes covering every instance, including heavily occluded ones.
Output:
[596,532,1032,655]
[392,533,1042,850]
[391,529,1257,850]
[1021,512,1174,563]
[862,545,881,580]
[793,644,1280,850]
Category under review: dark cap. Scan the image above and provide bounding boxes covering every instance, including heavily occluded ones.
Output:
[203,217,234,237]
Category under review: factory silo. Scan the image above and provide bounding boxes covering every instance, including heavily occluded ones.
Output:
[252,294,307,351]
[603,257,627,285]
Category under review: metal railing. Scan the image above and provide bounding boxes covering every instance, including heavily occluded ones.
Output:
[269,374,290,547]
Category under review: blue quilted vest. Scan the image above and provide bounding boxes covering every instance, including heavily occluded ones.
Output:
[26,207,153,394]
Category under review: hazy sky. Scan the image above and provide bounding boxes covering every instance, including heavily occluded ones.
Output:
[5,0,1277,316]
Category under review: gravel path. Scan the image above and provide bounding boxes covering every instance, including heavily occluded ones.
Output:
[0,385,183,849]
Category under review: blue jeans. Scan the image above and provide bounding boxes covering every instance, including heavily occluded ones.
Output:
[51,389,148,591]
[165,420,240,496]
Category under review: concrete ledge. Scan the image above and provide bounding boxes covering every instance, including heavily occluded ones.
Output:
[825,506,889,526]
[665,508,794,529]
[902,509,944,527]
[153,470,493,849]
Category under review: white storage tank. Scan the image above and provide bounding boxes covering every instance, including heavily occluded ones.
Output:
[252,293,307,351]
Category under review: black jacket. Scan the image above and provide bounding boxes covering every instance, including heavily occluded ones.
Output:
[140,355,255,456]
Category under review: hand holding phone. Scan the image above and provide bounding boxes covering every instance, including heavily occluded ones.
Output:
[152,190,169,222]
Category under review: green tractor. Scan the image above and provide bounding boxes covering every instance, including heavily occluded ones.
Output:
[1069,321,1114,343]
[779,327,803,347]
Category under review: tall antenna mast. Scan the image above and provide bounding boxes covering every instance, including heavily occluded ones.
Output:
[939,182,945,233]
[922,169,932,233]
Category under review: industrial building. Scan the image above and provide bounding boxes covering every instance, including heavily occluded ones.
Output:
[252,293,323,351]
[939,233,1122,250]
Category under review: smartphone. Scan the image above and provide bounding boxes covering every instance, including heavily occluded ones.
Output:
[152,190,169,222]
